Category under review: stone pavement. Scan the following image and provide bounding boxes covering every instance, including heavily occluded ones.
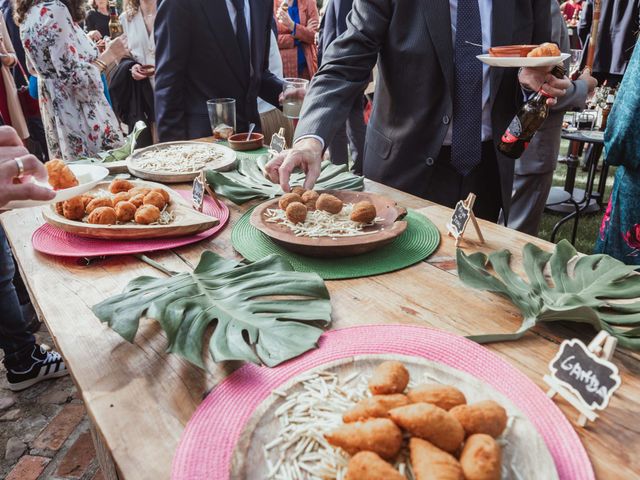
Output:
[1,326,103,480]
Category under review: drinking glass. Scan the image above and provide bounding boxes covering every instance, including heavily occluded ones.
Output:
[569,48,583,77]
[282,78,309,119]
[207,98,236,141]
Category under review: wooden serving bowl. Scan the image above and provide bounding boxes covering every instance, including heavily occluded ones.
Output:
[489,45,538,57]
[250,190,408,257]
[42,180,219,240]
[228,133,264,151]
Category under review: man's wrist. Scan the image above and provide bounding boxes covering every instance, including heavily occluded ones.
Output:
[294,136,324,154]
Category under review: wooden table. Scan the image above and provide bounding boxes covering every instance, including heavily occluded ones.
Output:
[2,175,639,479]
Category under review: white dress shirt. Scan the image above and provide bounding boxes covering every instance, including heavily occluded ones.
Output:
[120,11,156,89]
[443,0,493,145]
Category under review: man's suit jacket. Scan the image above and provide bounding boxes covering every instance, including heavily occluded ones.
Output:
[579,0,640,76]
[320,0,352,55]
[154,0,283,141]
[296,0,550,214]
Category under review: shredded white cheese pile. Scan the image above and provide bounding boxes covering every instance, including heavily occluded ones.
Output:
[265,204,382,238]
[133,144,225,173]
[264,371,411,480]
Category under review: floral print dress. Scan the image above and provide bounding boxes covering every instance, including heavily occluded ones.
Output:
[595,37,640,265]
[20,0,123,161]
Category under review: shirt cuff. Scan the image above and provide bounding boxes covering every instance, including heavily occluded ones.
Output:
[295,134,325,150]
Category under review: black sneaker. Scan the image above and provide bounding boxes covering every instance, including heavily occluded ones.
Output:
[6,345,68,392]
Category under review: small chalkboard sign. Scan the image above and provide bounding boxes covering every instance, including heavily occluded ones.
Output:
[268,127,287,157]
[446,193,484,247]
[544,331,621,426]
[192,171,206,211]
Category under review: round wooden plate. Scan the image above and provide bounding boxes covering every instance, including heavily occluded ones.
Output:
[249,190,408,257]
[126,141,237,183]
[231,354,559,480]
[42,180,219,240]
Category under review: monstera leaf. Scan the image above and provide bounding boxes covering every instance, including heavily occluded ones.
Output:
[92,252,332,368]
[457,239,640,350]
[206,155,364,204]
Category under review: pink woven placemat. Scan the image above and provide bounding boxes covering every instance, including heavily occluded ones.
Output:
[172,325,594,480]
[32,191,229,257]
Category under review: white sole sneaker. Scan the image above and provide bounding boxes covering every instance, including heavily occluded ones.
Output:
[8,368,69,392]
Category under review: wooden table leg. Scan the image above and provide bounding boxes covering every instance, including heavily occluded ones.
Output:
[89,422,120,480]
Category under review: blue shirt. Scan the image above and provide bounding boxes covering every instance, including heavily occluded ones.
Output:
[288,0,307,75]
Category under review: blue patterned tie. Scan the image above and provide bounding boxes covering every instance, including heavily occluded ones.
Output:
[231,0,251,75]
[451,0,483,175]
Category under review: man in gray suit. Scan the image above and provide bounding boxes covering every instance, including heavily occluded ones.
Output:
[266,0,571,221]
[504,0,597,235]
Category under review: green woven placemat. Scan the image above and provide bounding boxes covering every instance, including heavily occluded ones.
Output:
[232,208,441,280]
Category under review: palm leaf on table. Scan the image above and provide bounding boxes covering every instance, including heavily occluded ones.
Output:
[92,251,332,368]
[206,156,364,204]
[457,239,640,350]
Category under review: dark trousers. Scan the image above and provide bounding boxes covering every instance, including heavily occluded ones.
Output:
[0,227,35,370]
[328,92,367,175]
[423,141,502,222]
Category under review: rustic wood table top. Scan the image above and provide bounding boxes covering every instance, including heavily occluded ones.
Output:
[1,161,638,479]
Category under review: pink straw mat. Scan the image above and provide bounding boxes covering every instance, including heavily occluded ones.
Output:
[32,191,229,257]
[172,325,594,480]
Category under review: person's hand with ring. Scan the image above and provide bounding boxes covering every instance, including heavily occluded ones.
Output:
[0,126,54,208]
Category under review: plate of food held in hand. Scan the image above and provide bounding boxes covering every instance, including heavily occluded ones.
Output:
[126,141,237,183]
[231,356,558,479]
[249,189,408,257]
[478,42,570,67]
[3,160,109,210]
[42,177,219,240]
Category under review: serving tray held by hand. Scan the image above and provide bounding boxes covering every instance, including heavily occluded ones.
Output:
[250,190,407,257]
[42,180,219,240]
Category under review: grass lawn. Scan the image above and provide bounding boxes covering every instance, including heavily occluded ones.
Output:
[537,140,615,254]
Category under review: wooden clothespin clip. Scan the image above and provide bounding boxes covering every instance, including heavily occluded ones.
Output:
[543,331,621,427]
[446,193,485,247]
[192,170,222,211]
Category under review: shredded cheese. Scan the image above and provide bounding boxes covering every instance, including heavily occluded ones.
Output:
[133,144,226,173]
[265,204,383,238]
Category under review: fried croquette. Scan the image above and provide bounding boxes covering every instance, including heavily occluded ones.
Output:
[45,159,78,190]
[81,195,94,209]
[325,418,403,460]
[135,205,161,225]
[459,434,501,480]
[409,438,464,480]
[291,186,306,196]
[62,196,85,221]
[87,206,117,225]
[129,194,145,208]
[350,201,377,223]
[316,193,343,214]
[301,190,319,210]
[388,403,464,453]
[285,202,307,224]
[86,197,113,214]
[345,452,406,480]
[527,42,561,58]
[279,192,303,210]
[109,178,134,194]
[407,385,467,411]
[143,191,167,210]
[450,401,507,438]
[115,201,137,223]
[55,202,64,216]
[112,192,130,206]
[343,394,409,423]
[369,361,410,395]
[152,188,171,203]
[128,187,151,197]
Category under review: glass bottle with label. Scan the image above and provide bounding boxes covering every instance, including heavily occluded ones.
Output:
[498,65,566,159]
[108,1,123,39]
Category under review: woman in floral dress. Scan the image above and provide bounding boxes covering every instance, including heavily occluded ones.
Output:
[595,36,640,264]
[14,0,129,161]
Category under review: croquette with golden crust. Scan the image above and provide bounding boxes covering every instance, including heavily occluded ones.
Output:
[109,178,134,194]
[301,190,320,210]
[350,201,377,223]
[450,401,507,439]
[325,418,403,460]
[369,361,410,395]
[278,192,303,210]
[143,191,167,210]
[86,197,113,214]
[345,452,406,480]
[343,394,409,423]
[459,434,501,480]
[135,205,161,225]
[410,437,464,480]
[62,196,85,221]
[388,403,465,453]
[316,193,343,214]
[115,201,137,223]
[407,385,467,411]
[285,202,307,224]
[45,159,79,190]
[87,206,117,225]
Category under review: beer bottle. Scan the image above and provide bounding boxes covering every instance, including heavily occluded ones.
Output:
[108,1,123,39]
[498,65,566,159]
[600,88,615,131]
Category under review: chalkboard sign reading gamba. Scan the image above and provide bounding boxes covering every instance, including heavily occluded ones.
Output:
[549,339,621,410]
[448,201,471,238]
